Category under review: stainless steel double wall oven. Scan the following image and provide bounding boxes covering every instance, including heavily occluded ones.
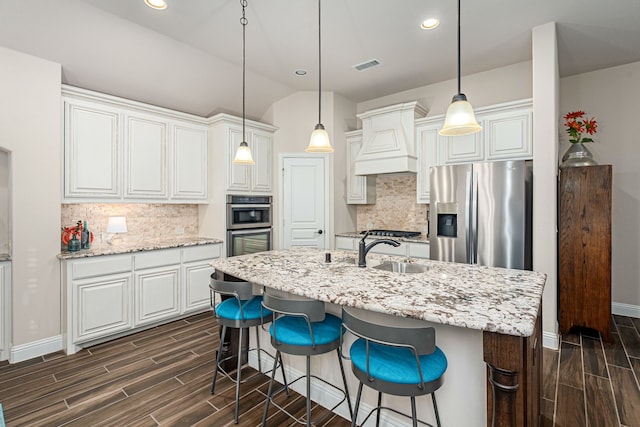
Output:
[226,195,272,257]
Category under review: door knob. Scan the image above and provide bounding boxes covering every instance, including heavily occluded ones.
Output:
[317,229,323,235]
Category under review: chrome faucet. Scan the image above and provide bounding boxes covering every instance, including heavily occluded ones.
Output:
[358,231,401,267]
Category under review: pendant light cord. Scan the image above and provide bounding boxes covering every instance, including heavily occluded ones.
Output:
[241,0,247,142]
[457,0,461,95]
[317,0,322,125]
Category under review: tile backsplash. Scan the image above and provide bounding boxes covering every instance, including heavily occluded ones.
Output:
[357,174,428,234]
[61,204,199,246]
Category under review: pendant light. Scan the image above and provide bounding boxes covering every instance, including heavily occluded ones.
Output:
[439,0,482,136]
[233,0,255,165]
[306,0,334,153]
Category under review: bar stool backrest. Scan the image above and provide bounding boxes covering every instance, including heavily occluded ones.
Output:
[262,291,326,323]
[210,279,254,300]
[342,307,436,355]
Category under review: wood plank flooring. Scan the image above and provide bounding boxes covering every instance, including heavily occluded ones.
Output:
[542,315,640,427]
[1,312,639,426]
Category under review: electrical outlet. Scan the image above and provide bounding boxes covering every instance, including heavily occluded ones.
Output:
[175,227,185,235]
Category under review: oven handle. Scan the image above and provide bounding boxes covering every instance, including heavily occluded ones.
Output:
[228,204,271,209]
[228,227,273,235]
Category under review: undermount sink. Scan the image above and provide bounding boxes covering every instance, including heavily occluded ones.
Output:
[372,261,430,274]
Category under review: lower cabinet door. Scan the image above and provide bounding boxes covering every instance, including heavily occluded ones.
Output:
[134,266,181,326]
[182,262,214,313]
[74,273,132,343]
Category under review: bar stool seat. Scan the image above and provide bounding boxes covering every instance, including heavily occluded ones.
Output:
[341,307,447,427]
[261,290,352,426]
[209,277,286,424]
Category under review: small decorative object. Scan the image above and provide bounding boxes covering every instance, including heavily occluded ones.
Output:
[67,233,81,252]
[560,110,598,168]
[61,220,94,250]
[81,220,91,249]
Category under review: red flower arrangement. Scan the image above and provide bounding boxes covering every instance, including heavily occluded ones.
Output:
[564,110,597,144]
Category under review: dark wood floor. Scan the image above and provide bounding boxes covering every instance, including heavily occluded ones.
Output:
[1,312,639,426]
[541,315,640,427]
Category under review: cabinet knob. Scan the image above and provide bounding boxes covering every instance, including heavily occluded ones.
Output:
[317,229,323,235]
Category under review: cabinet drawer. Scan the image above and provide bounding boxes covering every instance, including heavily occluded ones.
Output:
[72,255,132,280]
[335,236,356,251]
[182,244,222,263]
[407,242,430,259]
[134,248,181,270]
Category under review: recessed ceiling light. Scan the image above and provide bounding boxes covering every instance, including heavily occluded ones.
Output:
[145,0,167,10]
[294,69,308,76]
[421,18,440,30]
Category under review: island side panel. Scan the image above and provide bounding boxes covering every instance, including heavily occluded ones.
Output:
[483,308,541,427]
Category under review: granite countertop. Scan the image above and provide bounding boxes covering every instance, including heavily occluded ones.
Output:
[58,236,223,259]
[210,247,546,337]
[0,253,10,262]
[335,231,429,244]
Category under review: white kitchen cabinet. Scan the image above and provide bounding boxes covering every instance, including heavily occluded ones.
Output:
[484,108,533,160]
[346,131,376,204]
[334,236,430,259]
[415,121,440,204]
[63,86,208,203]
[172,123,208,200]
[64,98,121,199]
[209,114,277,195]
[125,113,168,199]
[62,242,222,354]
[182,244,221,313]
[133,249,181,327]
[439,130,484,165]
[0,261,10,361]
[68,254,133,346]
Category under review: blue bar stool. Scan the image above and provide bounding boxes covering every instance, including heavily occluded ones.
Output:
[209,278,287,424]
[261,290,353,427]
[341,307,447,427]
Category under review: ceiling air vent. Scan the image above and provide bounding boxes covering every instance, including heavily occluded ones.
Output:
[353,59,381,72]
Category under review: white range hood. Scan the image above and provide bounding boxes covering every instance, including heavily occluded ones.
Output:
[354,101,427,176]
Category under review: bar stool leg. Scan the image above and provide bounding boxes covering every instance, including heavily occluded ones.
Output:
[306,355,311,427]
[376,391,382,427]
[352,382,363,427]
[255,326,262,373]
[211,325,227,394]
[336,348,353,419]
[410,396,418,427]
[233,327,244,424]
[279,352,290,396]
[262,349,280,426]
[432,393,441,427]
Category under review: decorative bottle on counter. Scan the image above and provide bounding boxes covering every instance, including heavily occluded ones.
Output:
[82,221,91,249]
[68,233,81,252]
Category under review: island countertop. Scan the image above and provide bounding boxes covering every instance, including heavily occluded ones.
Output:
[210,247,546,337]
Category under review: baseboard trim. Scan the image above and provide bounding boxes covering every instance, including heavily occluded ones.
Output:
[543,331,560,350]
[10,335,63,364]
[612,302,640,319]
[248,352,409,427]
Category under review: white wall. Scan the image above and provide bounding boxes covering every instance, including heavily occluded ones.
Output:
[264,91,357,249]
[532,22,560,348]
[0,47,62,350]
[0,149,9,255]
[560,61,640,310]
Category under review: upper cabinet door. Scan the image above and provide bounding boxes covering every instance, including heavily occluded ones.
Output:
[64,100,121,199]
[250,129,273,194]
[172,123,208,200]
[346,131,375,204]
[439,129,484,165]
[485,109,533,160]
[416,122,440,204]
[226,125,251,192]
[124,113,168,199]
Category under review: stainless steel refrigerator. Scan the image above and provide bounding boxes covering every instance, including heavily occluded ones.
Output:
[429,160,532,270]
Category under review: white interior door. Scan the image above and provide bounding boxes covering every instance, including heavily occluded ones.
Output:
[282,155,328,249]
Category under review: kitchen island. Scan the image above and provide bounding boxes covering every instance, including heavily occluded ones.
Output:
[211,248,546,426]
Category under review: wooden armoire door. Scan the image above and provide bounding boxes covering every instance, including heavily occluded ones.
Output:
[558,165,612,342]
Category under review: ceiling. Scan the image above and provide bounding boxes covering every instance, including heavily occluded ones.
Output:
[1,0,640,119]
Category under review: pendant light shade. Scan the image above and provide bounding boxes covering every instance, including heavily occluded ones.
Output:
[306,0,334,153]
[233,0,255,165]
[439,0,481,137]
[233,141,254,164]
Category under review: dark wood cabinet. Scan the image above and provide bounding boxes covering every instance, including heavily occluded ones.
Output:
[558,165,612,342]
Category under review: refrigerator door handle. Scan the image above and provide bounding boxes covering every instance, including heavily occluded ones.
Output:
[471,171,479,264]
[465,171,473,263]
